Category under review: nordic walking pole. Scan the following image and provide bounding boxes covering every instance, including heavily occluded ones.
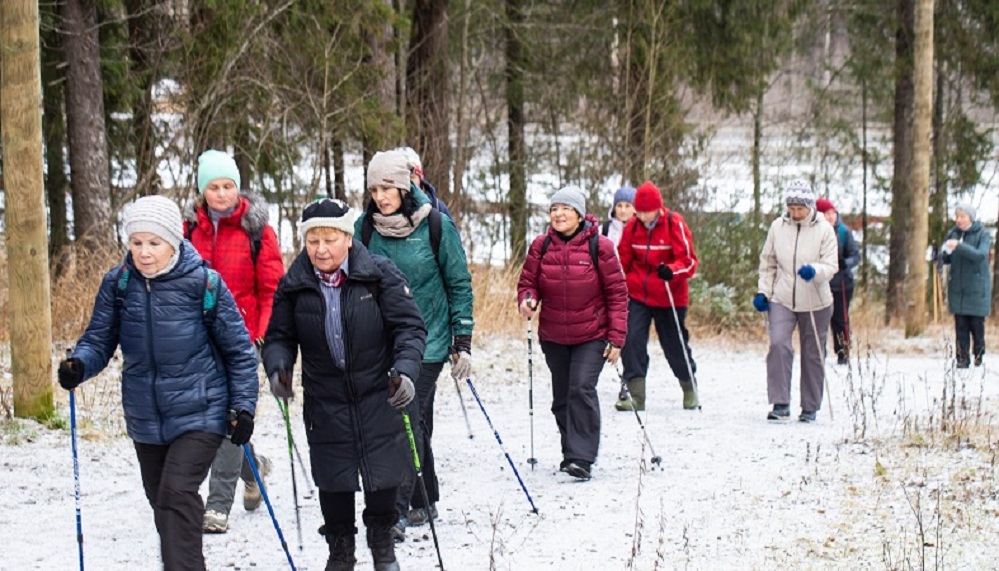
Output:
[525,293,537,469]
[400,404,446,570]
[273,396,314,499]
[664,283,701,409]
[244,444,297,570]
[613,363,663,467]
[804,283,834,421]
[281,397,302,550]
[466,377,539,514]
[66,348,85,571]
[449,358,474,439]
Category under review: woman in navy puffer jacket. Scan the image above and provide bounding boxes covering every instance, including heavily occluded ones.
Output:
[517,186,629,481]
[58,196,258,571]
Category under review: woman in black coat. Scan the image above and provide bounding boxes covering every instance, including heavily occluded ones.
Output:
[262,199,427,571]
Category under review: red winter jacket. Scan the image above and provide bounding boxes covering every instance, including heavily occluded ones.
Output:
[517,216,629,346]
[617,208,698,308]
[184,194,285,341]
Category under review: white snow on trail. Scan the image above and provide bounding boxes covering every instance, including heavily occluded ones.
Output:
[3,333,998,570]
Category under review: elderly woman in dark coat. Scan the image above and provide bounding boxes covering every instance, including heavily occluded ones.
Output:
[58,195,259,571]
[940,202,993,368]
[262,199,427,571]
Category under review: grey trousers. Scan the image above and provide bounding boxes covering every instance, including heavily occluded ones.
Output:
[766,302,833,412]
[205,439,257,514]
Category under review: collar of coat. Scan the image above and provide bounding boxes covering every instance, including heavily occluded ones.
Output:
[184,192,270,236]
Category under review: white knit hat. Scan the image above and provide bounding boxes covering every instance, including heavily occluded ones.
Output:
[123,195,184,250]
[784,179,815,209]
[299,198,357,237]
[367,150,412,192]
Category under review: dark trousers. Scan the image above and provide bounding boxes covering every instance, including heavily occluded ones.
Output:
[621,299,696,381]
[954,314,986,365]
[540,339,605,464]
[396,361,444,515]
[830,286,854,359]
[134,431,224,571]
[321,487,397,528]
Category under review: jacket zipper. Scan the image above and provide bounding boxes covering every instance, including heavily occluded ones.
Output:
[640,223,654,304]
[144,278,164,443]
[339,282,370,481]
[792,225,801,310]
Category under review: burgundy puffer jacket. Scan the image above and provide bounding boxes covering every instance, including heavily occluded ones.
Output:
[517,216,629,346]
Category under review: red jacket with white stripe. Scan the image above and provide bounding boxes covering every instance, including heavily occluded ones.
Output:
[617,208,698,308]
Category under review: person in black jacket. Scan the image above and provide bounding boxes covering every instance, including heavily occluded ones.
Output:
[262,198,427,571]
[815,199,860,365]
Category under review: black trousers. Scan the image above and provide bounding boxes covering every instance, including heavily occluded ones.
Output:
[954,314,986,364]
[621,299,696,381]
[321,487,397,528]
[396,361,445,515]
[830,285,854,359]
[134,431,223,571]
[540,339,605,464]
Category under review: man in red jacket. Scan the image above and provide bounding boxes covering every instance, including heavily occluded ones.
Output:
[616,181,700,411]
[184,149,286,533]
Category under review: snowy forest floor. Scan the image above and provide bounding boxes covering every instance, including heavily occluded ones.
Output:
[2,326,999,570]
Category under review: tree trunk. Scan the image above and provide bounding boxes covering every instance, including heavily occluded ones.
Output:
[406,0,451,201]
[40,4,69,268]
[505,0,527,263]
[904,0,933,337]
[1,0,55,420]
[124,0,166,197]
[928,62,947,253]
[886,0,915,325]
[450,0,473,228]
[62,0,112,247]
[332,129,346,201]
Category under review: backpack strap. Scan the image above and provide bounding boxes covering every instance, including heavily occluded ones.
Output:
[361,214,374,248]
[202,266,221,328]
[601,219,612,237]
[428,208,442,261]
[114,265,131,311]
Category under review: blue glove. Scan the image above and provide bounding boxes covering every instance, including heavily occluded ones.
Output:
[797,265,816,282]
[752,293,769,313]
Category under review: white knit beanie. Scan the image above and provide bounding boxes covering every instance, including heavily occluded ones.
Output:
[367,150,412,192]
[124,196,184,250]
[550,185,587,217]
[784,179,816,209]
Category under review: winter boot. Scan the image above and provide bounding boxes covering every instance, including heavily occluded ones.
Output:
[679,380,699,410]
[243,455,271,511]
[767,404,790,421]
[614,378,645,411]
[324,525,357,571]
[364,513,401,571]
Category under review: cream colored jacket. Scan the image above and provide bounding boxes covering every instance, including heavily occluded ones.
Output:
[757,210,838,312]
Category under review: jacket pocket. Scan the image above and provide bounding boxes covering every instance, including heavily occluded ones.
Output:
[158,375,208,416]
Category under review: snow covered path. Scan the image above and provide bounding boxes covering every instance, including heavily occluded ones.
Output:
[3,334,998,570]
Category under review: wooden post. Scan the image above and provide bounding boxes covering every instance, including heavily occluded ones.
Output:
[1,0,55,419]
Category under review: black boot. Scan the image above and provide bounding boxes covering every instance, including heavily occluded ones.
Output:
[324,525,357,571]
[364,512,401,571]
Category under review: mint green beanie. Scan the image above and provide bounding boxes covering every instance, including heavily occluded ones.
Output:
[197,149,241,194]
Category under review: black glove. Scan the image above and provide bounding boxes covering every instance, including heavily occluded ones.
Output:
[58,358,85,391]
[838,258,847,271]
[269,369,294,399]
[451,335,472,355]
[657,263,674,281]
[229,410,254,445]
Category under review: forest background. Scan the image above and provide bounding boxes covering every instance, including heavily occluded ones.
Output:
[2,0,999,420]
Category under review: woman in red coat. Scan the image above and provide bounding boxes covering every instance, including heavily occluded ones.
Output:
[516,186,629,481]
[183,149,285,533]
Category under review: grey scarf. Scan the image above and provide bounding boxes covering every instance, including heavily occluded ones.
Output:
[371,203,432,238]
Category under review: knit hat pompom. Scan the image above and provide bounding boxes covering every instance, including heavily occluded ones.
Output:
[956,202,977,222]
[613,186,636,206]
[633,181,664,212]
[549,186,587,218]
[197,149,241,194]
[367,150,412,192]
[300,198,356,237]
[124,195,184,250]
[784,179,815,209]
[815,198,835,213]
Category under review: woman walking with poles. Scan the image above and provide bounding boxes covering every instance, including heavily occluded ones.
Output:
[815,198,860,366]
[57,196,259,570]
[356,149,474,541]
[517,185,629,481]
[753,179,838,423]
[184,149,286,533]
[262,198,427,571]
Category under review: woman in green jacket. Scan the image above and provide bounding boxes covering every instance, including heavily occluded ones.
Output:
[940,203,993,368]
[356,149,474,541]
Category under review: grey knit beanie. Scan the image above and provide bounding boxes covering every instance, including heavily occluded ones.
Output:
[956,202,977,222]
[784,178,816,209]
[124,195,184,250]
[367,150,411,192]
[550,186,587,217]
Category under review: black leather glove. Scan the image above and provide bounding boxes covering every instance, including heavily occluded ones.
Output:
[269,369,294,399]
[229,410,255,445]
[657,263,674,281]
[58,358,85,391]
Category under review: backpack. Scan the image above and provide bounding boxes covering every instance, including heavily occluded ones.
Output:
[540,232,601,268]
[184,223,263,266]
[360,207,443,262]
[113,264,221,329]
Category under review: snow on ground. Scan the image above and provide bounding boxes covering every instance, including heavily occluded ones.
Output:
[3,331,999,570]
